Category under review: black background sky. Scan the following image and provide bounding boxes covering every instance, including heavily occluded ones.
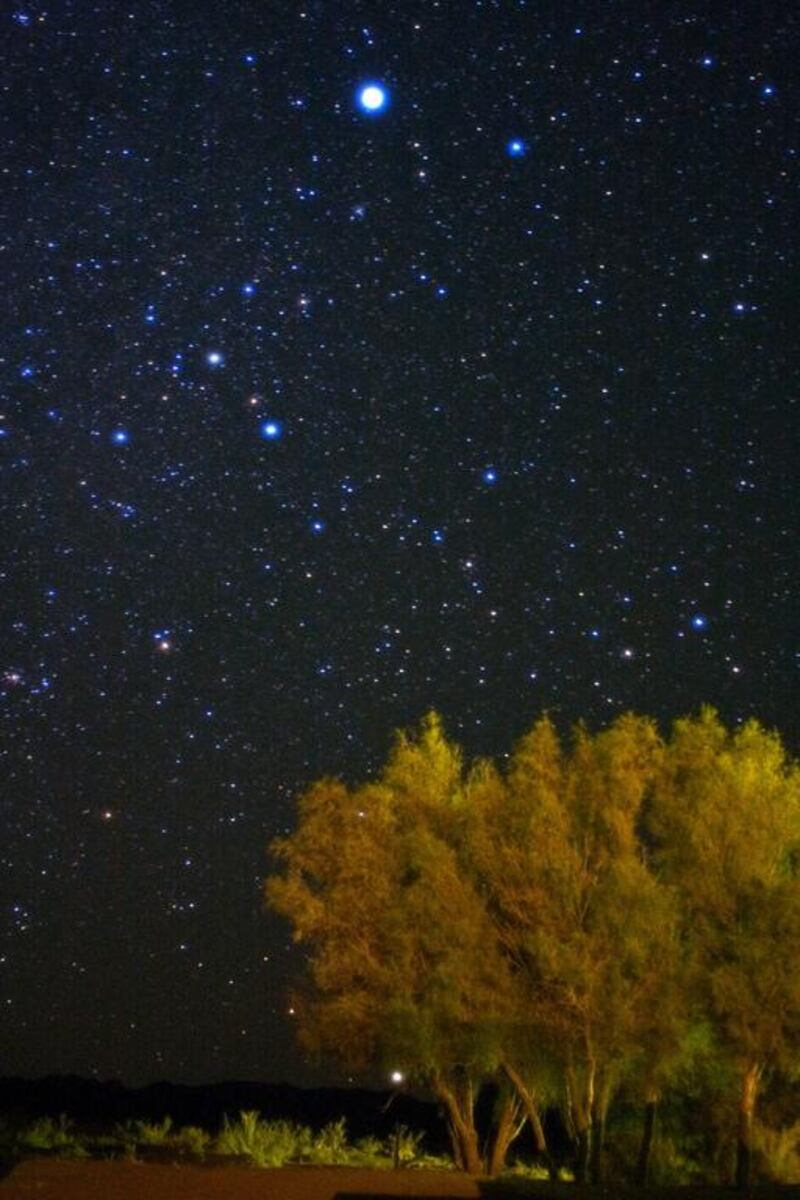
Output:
[1,0,797,1087]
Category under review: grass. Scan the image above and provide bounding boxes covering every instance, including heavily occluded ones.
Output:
[211,1111,449,1169]
[9,1110,451,1170]
[213,1111,310,1166]
[18,1115,88,1158]
[11,1111,800,1191]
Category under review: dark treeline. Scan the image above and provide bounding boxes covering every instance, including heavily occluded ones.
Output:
[267,708,800,1187]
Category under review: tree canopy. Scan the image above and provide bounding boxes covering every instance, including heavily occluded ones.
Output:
[265,708,800,1185]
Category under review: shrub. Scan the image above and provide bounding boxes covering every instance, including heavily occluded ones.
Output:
[130,1116,173,1145]
[214,1112,308,1167]
[386,1124,424,1167]
[21,1115,87,1158]
[754,1119,800,1183]
[111,1121,138,1156]
[175,1125,210,1158]
[501,1160,553,1181]
[309,1118,349,1164]
[352,1134,388,1167]
[14,1109,438,1171]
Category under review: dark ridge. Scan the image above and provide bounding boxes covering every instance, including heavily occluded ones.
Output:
[0,1075,445,1147]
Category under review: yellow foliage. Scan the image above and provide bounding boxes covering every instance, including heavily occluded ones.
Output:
[265,704,800,1142]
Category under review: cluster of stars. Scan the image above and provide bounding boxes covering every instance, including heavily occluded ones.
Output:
[0,0,795,1089]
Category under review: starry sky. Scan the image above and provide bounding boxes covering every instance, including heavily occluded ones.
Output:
[2,0,798,1087]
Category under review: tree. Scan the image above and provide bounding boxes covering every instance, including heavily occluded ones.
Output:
[647,709,800,1188]
[265,704,800,1186]
[265,713,525,1175]
[469,712,675,1182]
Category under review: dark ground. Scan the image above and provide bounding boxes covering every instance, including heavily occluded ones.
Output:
[4,1161,800,1200]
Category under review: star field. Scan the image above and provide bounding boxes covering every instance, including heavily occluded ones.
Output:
[1,1,798,1086]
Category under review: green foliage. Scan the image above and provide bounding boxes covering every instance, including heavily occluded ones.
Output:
[8,1108,422,1172]
[351,1134,386,1165]
[213,1112,312,1166]
[20,1115,88,1158]
[754,1118,800,1183]
[130,1116,173,1144]
[604,1123,707,1186]
[108,1115,209,1159]
[11,1109,446,1172]
[111,1120,137,1155]
[646,1133,708,1186]
[501,1160,559,1180]
[346,1127,449,1170]
[388,1123,424,1165]
[209,1112,452,1171]
[174,1125,210,1157]
[308,1117,349,1163]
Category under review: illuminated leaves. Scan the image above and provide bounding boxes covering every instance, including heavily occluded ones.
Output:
[266,705,800,1182]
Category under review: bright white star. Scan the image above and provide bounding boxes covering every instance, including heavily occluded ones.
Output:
[357,82,388,113]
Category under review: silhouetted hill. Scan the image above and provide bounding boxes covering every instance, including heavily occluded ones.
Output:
[0,1075,445,1147]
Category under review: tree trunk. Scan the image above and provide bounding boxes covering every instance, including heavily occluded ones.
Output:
[501,1059,557,1178]
[588,1112,603,1183]
[455,1121,483,1177]
[735,1063,761,1190]
[575,1125,592,1184]
[446,1119,464,1171]
[589,1075,612,1185]
[566,1061,594,1184]
[487,1089,525,1177]
[635,1090,658,1186]
[433,1076,484,1177]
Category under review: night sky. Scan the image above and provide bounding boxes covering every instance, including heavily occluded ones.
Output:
[2,0,798,1087]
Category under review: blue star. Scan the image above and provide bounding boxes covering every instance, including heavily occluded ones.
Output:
[482,468,498,485]
[356,82,389,114]
[310,518,326,534]
[241,282,257,296]
[507,138,527,158]
[206,350,225,366]
[691,613,708,630]
[111,428,130,445]
[260,420,282,440]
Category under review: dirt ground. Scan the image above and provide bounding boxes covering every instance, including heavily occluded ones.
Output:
[0,1160,482,1200]
[7,1162,800,1200]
